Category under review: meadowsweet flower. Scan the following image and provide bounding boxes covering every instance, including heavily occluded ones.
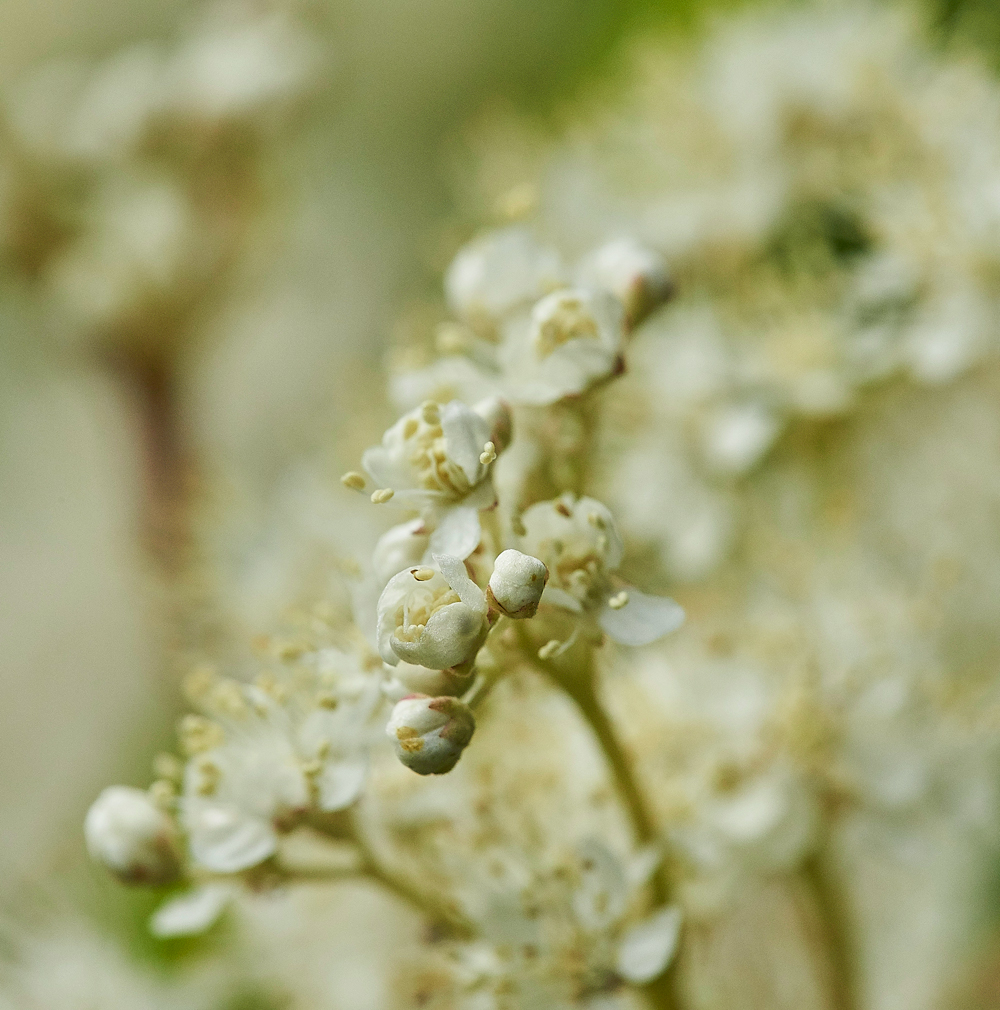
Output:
[178,654,382,873]
[499,287,626,405]
[377,555,488,672]
[372,518,430,585]
[487,548,548,619]
[386,695,476,775]
[575,237,673,329]
[441,840,681,1005]
[521,494,685,646]
[84,786,181,885]
[445,226,565,327]
[361,398,511,560]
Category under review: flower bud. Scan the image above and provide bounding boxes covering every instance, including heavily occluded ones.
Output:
[576,238,673,328]
[84,786,181,885]
[487,549,548,619]
[386,695,476,775]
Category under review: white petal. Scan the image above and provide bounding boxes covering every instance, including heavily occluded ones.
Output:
[441,400,490,485]
[540,585,583,612]
[373,519,429,584]
[463,475,498,510]
[616,905,683,983]
[186,801,277,873]
[599,588,685,646]
[149,885,233,938]
[434,554,487,611]
[317,758,368,811]
[429,506,481,560]
[572,838,627,931]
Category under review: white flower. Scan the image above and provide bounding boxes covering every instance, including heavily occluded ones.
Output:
[575,237,673,329]
[362,398,510,560]
[449,839,680,1004]
[377,555,489,672]
[84,786,181,885]
[372,518,430,585]
[386,695,476,775]
[445,226,565,325]
[487,549,548,619]
[178,655,382,874]
[521,494,685,646]
[499,287,626,405]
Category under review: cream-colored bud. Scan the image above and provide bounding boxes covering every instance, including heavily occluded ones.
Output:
[84,786,182,886]
[386,695,475,775]
[487,549,548,619]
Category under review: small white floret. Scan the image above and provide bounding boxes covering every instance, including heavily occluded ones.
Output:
[488,549,549,619]
[386,695,475,775]
[85,786,181,885]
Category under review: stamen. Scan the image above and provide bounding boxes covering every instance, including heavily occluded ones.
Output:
[538,639,562,660]
[480,441,497,465]
[371,488,395,504]
[412,568,435,581]
[340,471,367,492]
[608,590,629,610]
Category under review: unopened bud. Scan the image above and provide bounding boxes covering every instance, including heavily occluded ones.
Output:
[386,696,475,775]
[84,786,182,886]
[487,549,548,619]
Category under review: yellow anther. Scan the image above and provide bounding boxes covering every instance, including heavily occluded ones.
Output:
[479,441,497,465]
[608,591,629,610]
[371,488,395,504]
[412,567,435,581]
[340,471,367,492]
[420,400,440,424]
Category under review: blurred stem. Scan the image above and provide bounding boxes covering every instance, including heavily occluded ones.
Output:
[560,654,659,848]
[540,644,682,1010]
[802,852,857,1010]
[311,811,476,939]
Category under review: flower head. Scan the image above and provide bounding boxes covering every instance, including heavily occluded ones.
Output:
[361,398,511,560]
[521,494,685,646]
[575,237,673,329]
[499,287,626,405]
[386,695,476,775]
[377,555,489,672]
[84,786,181,885]
[177,652,382,874]
[445,226,565,326]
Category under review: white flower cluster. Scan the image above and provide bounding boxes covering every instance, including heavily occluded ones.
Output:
[0,3,319,352]
[392,228,672,410]
[77,4,1000,1008]
[423,840,682,1009]
[83,138,686,997]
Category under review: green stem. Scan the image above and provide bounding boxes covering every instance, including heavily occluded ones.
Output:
[306,809,475,938]
[541,649,681,1010]
[567,668,659,848]
[802,852,857,1010]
